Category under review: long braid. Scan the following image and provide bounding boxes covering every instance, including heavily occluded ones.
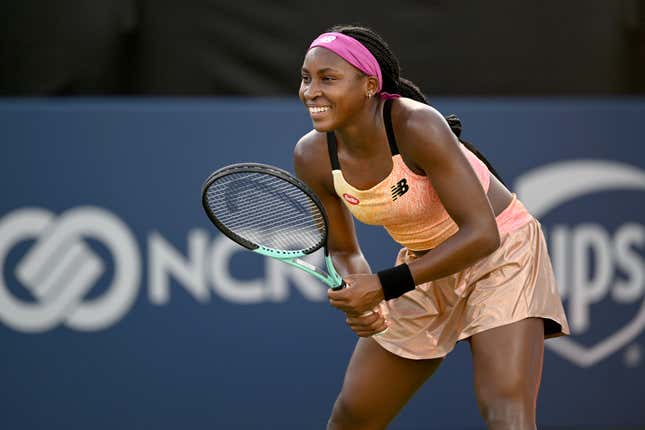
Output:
[328,25,505,185]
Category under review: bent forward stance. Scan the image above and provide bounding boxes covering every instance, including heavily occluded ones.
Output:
[295,25,569,430]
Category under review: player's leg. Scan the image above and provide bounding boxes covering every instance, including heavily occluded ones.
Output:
[469,318,545,430]
[327,337,443,430]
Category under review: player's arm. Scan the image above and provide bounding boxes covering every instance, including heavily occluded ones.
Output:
[395,100,501,285]
[293,132,372,276]
[295,133,386,335]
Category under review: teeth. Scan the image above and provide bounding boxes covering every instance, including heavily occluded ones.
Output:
[309,106,330,114]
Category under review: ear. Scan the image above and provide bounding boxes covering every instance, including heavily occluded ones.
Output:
[365,76,379,96]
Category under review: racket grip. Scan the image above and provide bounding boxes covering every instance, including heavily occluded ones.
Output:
[331,279,346,291]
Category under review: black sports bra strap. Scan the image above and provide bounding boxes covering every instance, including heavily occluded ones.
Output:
[326,132,341,170]
[383,99,400,156]
[327,99,398,171]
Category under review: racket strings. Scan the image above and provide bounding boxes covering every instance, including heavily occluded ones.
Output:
[207,184,323,249]
[206,172,326,252]
[220,188,322,231]
[208,177,322,232]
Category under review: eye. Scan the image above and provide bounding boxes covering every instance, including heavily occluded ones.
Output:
[322,76,336,82]
[301,75,311,83]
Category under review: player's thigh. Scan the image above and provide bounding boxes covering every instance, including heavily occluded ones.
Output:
[333,337,443,421]
[469,318,544,399]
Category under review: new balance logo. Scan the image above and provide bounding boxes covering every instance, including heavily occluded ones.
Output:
[390,178,409,201]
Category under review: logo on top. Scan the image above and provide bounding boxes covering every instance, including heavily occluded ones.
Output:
[516,159,645,368]
[391,178,409,201]
[343,193,360,205]
[318,35,337,44]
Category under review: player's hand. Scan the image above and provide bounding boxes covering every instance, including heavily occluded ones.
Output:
[345,309,389,337]
[328,273,385,314]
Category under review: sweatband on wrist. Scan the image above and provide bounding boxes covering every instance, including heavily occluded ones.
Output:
[377,263,416,301]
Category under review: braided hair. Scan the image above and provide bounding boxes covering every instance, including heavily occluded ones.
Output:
[329,25,505,184]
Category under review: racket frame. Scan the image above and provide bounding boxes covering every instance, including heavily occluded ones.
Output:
[202,162,344,290]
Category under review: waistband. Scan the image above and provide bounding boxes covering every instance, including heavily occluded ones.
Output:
[408,194,532,257]
[496,194,533,236]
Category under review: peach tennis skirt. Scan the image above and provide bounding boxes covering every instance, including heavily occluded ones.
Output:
[373,197,570,360]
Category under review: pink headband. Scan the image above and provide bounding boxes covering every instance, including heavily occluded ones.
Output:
[308,32,383,92]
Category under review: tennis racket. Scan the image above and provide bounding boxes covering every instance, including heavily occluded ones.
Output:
[201,162,346,290]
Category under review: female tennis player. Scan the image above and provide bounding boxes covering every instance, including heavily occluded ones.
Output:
[293,25,570,430]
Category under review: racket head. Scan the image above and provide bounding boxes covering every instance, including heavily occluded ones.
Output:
[201,163,330,256]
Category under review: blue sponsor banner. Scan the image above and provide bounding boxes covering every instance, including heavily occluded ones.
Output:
[0,98,643,429]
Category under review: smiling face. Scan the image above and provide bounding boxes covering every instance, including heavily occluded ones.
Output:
[299,47,376,132]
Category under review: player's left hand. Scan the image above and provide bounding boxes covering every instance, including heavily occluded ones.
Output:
[328,273,385,314]
[345,310,389,337]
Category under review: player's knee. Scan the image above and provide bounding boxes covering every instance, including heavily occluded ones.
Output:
[476,393,534,429]
[476,372,525,402]
[327,395,381,430]
[476,373,536,426]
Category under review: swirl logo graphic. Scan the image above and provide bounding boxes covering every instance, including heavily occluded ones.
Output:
[516,160,645,367]
[0,207,140,332]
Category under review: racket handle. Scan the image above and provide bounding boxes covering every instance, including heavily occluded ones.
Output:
[331,279,389,335]
[331,279,346,291]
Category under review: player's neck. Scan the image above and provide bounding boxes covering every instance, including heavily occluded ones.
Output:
[335,100,384,157]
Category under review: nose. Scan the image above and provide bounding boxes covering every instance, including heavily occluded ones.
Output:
[302,80,321,100]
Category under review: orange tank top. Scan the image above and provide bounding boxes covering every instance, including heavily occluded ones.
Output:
[328,99,491,251]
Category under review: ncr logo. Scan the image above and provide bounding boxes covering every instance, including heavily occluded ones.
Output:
[391,178,409,201]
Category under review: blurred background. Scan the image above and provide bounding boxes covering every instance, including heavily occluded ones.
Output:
[2,0,644,96]
[1,1,644,429]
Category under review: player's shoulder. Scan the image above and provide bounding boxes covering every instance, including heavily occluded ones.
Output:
[294,129,329,169]
[390,97,457,155]
[293,129,335,192]
[391,97,447,136]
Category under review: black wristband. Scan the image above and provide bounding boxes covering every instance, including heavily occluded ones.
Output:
[377,263,416,301]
